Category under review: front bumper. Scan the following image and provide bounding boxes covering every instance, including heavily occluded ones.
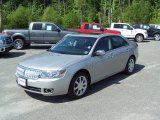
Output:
[16,74,71,96]
[0,43,13,52]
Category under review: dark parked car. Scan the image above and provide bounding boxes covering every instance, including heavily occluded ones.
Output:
[132,24,160,41]
[0,34,13,53]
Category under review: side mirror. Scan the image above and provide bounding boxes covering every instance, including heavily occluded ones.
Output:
[56,28,61,32]
[128,27,133,30]
[100,27,104,31]
[94,50,105,56]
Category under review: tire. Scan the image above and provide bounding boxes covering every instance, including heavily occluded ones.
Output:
[14,38,25,50]
[154,33,160,41]
[135,34,144,42]
[124,57,135,75]
[68,72,89,99]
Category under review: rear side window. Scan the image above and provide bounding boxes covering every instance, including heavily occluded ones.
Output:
[32,23,42,30]
[84,24,89,29]
[111,36,128,49]
[114,24,122,28]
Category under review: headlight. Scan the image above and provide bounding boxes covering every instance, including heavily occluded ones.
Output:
[39,70,66,79]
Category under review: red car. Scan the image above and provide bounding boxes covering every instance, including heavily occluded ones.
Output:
[68,22,121,34]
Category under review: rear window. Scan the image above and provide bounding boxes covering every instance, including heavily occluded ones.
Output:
[114,24,122,28]
[32,23,42,30]
[84,24,89,29]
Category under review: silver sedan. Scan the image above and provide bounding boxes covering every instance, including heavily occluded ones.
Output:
[15,34,138,99]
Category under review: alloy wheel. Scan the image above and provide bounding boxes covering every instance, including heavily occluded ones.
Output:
[74,76,88,96]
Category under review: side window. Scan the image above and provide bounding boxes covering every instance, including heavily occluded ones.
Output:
[45,24,57,31]
[122,24,130,29]
[111,36,128,49]
[32,23,42,30]
[94,37,111,52]
[114,24,121,28]
[84,24,89,29]
[91,24,101,30]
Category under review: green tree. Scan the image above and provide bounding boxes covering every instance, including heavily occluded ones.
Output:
[41,6,62,24]
[7,5,30,28]
[123,0,151,23]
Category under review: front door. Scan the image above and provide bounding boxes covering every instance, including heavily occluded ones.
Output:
[91,36,115,83]
[43,24,62,44]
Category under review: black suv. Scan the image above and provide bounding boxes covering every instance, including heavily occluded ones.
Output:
[132,24,160,41]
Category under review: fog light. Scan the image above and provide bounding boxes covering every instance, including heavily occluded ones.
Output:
[44,88,54,93]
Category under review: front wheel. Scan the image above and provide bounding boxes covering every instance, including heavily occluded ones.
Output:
[135,34,144,42]
[154,34,160,41]
[14,38,25,50]
[68,72,89,99]
[124,57,135,75]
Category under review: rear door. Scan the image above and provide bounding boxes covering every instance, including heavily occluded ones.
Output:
[43,23,62,43]
[81,24,91,33]
[109,36,130,72]
[30,23,44,43]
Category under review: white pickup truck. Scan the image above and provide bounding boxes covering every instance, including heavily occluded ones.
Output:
[110,23,148,42]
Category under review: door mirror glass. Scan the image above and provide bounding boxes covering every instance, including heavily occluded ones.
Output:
[56,28,61,32]
[128,27,133,30]
[94,50,105,56]
[100,27,104,31]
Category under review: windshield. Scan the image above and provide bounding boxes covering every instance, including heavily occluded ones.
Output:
[50,36,97,55]
[55,23,65,30]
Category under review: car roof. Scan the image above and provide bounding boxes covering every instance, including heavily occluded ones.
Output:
[66,33,120,38]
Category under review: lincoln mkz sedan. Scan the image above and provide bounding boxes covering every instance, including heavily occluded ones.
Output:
[16,34,138,99]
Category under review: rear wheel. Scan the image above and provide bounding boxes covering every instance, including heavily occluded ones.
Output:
[154,33,160,41]
[135,34,144,42]
[68,72,89,99]
[14,38,25,50]
[124,57,135,75]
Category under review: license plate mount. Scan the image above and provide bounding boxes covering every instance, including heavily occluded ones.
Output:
[17,78,26,87]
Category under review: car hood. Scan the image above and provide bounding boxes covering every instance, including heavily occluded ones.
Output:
[19,52,86,70]
[134,29,147,33]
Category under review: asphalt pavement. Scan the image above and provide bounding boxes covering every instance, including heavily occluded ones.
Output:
[0,40,160,120]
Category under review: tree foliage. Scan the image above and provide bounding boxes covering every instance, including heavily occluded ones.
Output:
[0,0,160,30]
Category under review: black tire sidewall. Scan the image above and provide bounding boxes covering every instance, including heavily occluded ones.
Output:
[68,72,89,99]
[154,34,160,41]
[125,57,135,75]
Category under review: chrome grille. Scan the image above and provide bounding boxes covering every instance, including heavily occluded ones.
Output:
[16,65,41,79]
[4,37,12,44]
[24,69,41,79]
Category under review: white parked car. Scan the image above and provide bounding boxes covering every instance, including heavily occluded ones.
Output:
[110,23,148,42]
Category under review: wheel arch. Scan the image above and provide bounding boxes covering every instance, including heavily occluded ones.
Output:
[129,55,136,62]
[73,69,91,85]
[135,33,144,38]
[12,33,25,41]
[68,69,91,93]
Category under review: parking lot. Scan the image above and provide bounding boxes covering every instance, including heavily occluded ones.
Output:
[0,40,160,120]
